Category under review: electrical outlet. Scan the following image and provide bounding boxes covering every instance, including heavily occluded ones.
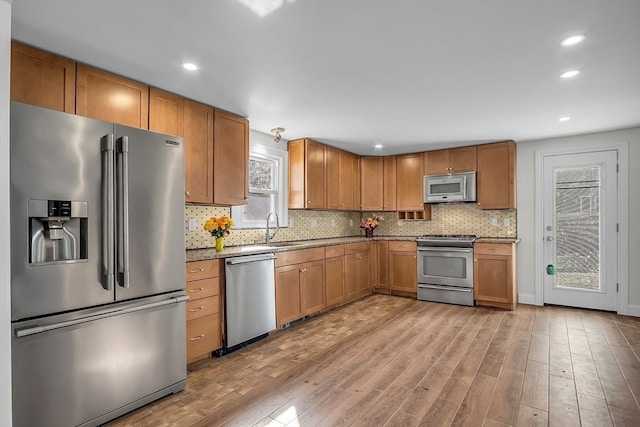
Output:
[349,219,354,227]
[503,218,511,227]
[491,218,498,226]
[188,218,196,231]
[289,218,295,227]
[331,219,336,227]
[310,219,318,228]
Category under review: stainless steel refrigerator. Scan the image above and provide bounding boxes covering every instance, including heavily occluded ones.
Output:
[10,102,187,427]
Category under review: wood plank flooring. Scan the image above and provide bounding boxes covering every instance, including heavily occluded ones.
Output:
[106,295,640,427]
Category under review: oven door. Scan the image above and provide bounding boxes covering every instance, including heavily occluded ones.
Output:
[417,246,473,288]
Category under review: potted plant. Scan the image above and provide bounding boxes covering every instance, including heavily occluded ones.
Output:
[204,215,234,251]
[360,214,383,237]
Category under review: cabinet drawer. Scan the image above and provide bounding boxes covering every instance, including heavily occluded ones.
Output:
[186,277,220,300]
[474,243,513,256]
[186,314,221,361]
[275,247,325,267]
[345,241,371,254]
[388,241,416,252]
[325,245,345,258]
[186,259,221,281]
[186,295,219,321]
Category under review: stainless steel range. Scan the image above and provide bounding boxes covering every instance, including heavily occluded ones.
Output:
[416,235,476,306]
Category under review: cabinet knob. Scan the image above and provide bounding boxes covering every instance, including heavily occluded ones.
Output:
[185,190,190,196]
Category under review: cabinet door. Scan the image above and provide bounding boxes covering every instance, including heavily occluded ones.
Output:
[325,256,345,306]
[474,253,513,305]
[149,88,184,137]
[383,156,397,211]
[301,259,325,315]
[360,157,384,211]
[213,109,249,205]
[10,41,76,113]
[76,64,149,128]
[186,315,221,362]
[357,252,372,294]
[326,146,341,210]
[449,146,477,172]
[183,99,214,204]
[275,265,302,326]
[344,253,359,301]
[373,241,389,292]
[340,151,356,210]
[424,149,450,175]
[396,153,425,211]
[389,251,417,293]
[477,141,516,209]
[306,140,326,209]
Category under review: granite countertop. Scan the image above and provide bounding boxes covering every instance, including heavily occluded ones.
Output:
[186,235,520,262]
[186,235,417,262]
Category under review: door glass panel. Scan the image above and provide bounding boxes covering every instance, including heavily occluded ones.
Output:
[554,166,600,290]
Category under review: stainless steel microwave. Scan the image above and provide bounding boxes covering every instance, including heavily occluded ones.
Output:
[423,171,476,203]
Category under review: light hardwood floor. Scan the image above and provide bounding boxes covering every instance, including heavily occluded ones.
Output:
[107,295,640,427]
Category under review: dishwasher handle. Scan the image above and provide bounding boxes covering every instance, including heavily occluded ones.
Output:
[226,253,276,265]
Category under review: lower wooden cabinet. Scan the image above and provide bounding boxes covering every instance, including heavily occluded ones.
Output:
[474,242,517,310]
[185,259,222,363]
[275,248,325,327]
[372,241,389,293]
[344,242,372,300]
[325,245,345,306]
[388,241,417,294]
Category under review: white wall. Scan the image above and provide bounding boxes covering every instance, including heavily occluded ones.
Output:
[0,1,12,425]
[516,127,640,315]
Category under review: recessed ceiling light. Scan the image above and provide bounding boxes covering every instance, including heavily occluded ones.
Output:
[183,63,198,71]
[561,34,585,47]
[558,116,571,122]
[560,70,580,79]
[374,144,383,149]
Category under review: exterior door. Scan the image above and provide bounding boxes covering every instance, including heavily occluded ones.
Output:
[542,150,618,311]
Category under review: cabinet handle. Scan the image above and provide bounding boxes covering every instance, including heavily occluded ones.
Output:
[189,268,204,273]
[189,287,204,293]
[185,190,190,196]
[188,306,204,312]
[189,334,204,341]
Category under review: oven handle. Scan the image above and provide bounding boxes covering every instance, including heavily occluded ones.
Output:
[417,247,473,253]
[418,284,473,292]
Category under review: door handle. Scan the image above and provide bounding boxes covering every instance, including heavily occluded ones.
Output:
[545,236,554,241]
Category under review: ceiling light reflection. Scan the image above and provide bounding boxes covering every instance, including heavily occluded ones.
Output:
[560,70,580,79]
[561,34,585,47]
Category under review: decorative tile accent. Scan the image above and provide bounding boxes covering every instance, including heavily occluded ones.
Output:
[185,204,517,250]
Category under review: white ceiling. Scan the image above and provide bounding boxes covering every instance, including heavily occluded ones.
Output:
[11,0,640,155]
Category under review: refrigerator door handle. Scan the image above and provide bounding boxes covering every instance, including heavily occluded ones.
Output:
[15,295,189,338]
[117,136,131,288]
[101,134,115,291]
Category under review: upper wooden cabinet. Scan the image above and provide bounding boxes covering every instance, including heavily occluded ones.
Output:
[76,64,149,128]
[326,147,357,211]
[477,141,516,209]
[360,156,396,211]
[288,138,326,209]
[396,153,426,211]
[148,88,184,137]
[183,99,214,204]
[213,109,249,206]
[10,41,76,113]
[424,146,477,175]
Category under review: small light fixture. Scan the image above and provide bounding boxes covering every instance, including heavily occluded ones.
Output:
[558,116,571,122]
[561,34,585,47]
[560,69,580,79]
[271,127,285,143]
[183,63,198,71]
[374,144,383,149]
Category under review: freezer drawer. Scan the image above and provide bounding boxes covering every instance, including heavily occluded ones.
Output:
[11,293,187,427]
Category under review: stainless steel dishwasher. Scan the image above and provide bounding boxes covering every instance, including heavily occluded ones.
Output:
[224,252,277,349]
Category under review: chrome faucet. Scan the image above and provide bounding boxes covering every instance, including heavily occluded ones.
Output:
[265,211,280,244]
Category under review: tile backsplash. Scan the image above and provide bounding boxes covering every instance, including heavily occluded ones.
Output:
[185,204,516,250]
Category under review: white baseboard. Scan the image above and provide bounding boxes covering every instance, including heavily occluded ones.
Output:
[624,304,640,317]
[517,293,538,306]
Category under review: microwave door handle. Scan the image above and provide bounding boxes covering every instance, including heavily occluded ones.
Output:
[462,175,467,200]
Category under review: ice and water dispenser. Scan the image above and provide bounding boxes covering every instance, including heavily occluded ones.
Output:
[29,199,88,264]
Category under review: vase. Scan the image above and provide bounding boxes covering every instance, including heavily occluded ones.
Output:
[215,237,225,252]
[365,228,374,238]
